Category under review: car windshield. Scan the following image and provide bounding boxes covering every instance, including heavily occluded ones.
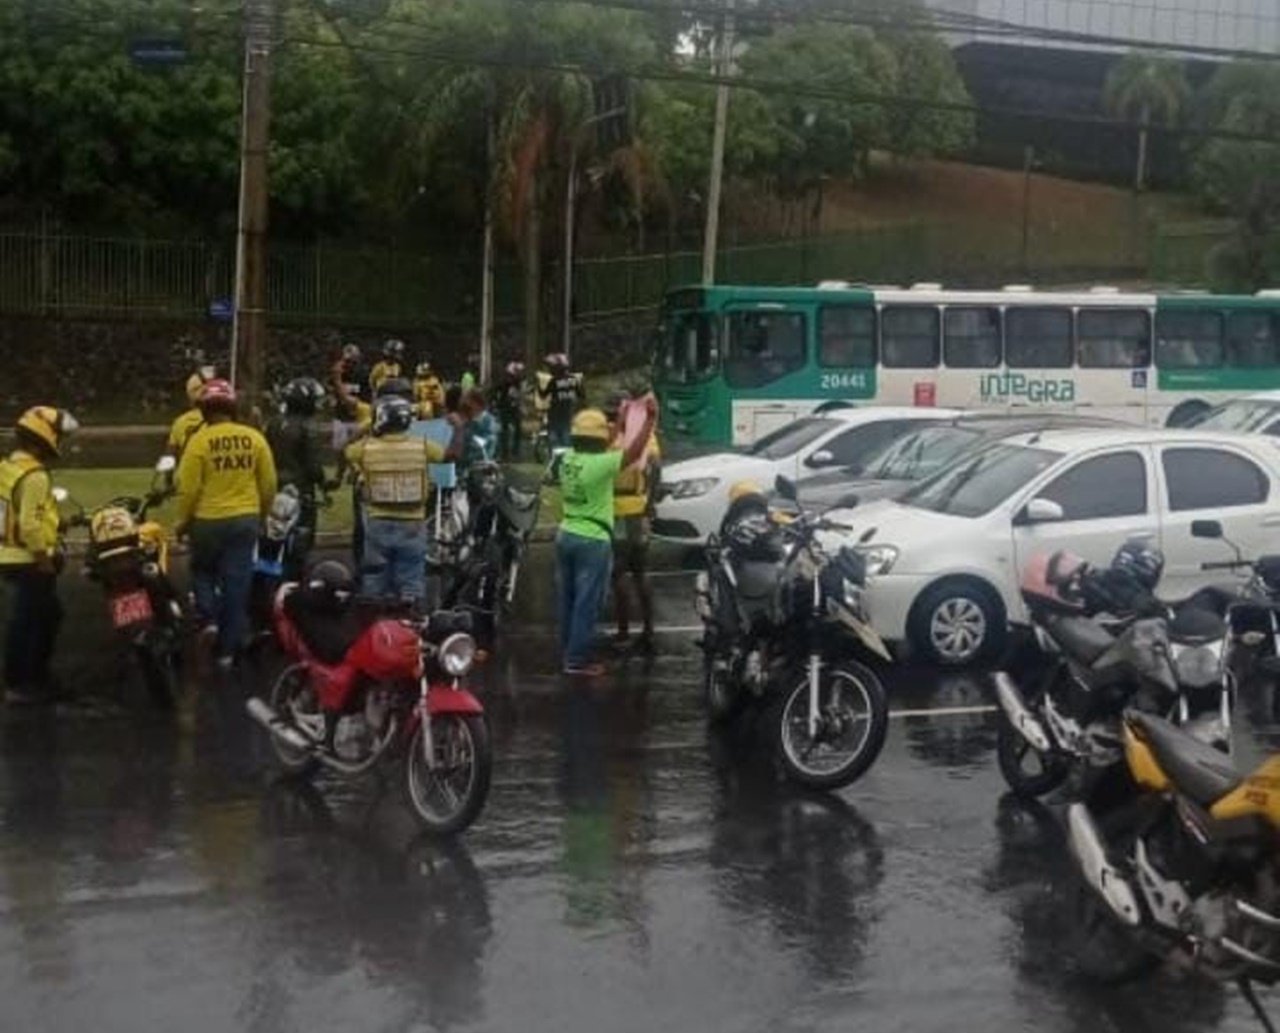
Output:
[862,425,983,480]
[748,417,836,460]
[900,442,1063,517]
[1191,398,1280,433]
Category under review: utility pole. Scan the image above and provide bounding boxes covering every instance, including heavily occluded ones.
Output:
[230,0,273,409]
[479,110,495,387]
[701,0,734,285]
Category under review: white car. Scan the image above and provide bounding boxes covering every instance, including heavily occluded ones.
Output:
[821,426,1280,666]
[653,407,960,542]
[1188,391,1280,435]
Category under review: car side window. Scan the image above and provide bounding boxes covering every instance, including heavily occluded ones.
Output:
[1162,447,1269,511]
[811,420,911,469]
[1035,451,1147,520]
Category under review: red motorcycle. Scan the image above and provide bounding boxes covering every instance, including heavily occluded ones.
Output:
[245,569,492,835]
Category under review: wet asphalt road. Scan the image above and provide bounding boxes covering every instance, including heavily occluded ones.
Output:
[2,545,1279,1033]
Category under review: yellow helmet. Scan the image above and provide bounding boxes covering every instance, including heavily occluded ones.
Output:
[571,408,611,442]
[728,480,764,505]
[16,406,79,457]
[185,365,216,403]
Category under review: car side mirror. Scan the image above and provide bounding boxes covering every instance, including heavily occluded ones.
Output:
[775,475,798,502]
[806,449,835,469]
[1191,519,1224,540]
[1019,497,1065,525]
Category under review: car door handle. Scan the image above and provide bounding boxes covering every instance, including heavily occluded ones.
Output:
[1128,530,1156,541]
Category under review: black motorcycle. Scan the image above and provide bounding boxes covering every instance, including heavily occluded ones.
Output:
[995,550,1232,801]
[695,475,890,791]
[433,460,540,637]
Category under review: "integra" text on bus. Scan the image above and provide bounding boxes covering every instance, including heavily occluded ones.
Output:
[978,372,1076,404]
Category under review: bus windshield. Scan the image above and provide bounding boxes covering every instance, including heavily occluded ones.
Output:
[661,310,718,383]
[862,425,983,480]
[900,443,1062,517]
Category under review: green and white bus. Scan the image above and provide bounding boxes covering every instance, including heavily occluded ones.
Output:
[654,282,1280,448]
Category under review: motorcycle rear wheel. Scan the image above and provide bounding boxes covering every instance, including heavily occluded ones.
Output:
[269,662,320,777]
[702,646,742,725]
[770,660,889,790]
[138,637,179,710]
[996,718,1069,799]
[405,714,492,836]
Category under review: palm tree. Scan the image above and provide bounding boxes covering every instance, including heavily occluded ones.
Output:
[1104,53,1189,192]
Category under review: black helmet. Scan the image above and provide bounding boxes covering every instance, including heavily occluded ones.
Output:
[375,376,414,400]
[383,338,406,361]
[373,396,415,436]
[1111,539,1165,591]
[282,376,325,415]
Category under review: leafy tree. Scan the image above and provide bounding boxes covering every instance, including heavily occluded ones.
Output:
[1104,52,1188,192]
[1193,61,1280,290]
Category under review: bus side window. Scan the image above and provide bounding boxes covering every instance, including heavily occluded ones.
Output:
[943,307,1001,368]
[818,306,876,367]
[1226,312,1280,368]
[881,307,940,368]
[1155,310,1223,368]
[1005,308,1072,368]
[1077,309,1151,368]
[724,310,807,388]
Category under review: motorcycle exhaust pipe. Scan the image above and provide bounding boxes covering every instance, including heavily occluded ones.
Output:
[1066,803,1141,927]
[992,671,1052,752]
[245,697,314,753]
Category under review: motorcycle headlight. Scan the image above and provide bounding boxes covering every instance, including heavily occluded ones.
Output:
[439,633,477,677]
[857,544,898,578]
[668,477,719,500]
[1174,643,1222,689]
[842,578,864,609]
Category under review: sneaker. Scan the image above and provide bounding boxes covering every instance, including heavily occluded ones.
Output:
[563,662,606,678]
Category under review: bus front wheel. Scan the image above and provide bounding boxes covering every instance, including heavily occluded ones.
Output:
[1165,399,1210,428]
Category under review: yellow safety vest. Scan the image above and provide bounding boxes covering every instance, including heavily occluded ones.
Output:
[614,436,660,518]
[354,436,436,520]
[0,451,58,565]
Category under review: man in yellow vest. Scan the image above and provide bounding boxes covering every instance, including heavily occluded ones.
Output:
[413,360,445,419]
[606,391,660,652]
[166,365,215,460]
[0,406,78,704]
[369,339,406,397]
[175,379,278,668]
[343,396,453,603]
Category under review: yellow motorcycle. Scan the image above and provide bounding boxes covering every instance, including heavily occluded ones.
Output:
[59,457,185,706]
[1068,710,1280,1029]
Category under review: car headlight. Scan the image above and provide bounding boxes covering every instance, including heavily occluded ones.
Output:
[1173,643,1222,689]
[857,544,898,577]
[668,477,719,500]
[439,633,477,677]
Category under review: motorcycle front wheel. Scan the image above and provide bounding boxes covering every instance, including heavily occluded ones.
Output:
[996,718,1069,799]
[405,714,492,836]
[770,660,889,790]
[269,662,321,777]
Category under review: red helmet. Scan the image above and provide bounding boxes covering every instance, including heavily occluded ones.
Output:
[1020,550,1087,612]
[198,378,237,411]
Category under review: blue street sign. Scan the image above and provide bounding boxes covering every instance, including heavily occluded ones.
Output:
[208,298,234,323]
[129,39,188,66]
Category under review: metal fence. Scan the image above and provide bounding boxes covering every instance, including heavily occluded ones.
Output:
[0,220,1242,328]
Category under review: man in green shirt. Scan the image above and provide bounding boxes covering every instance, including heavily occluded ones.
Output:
[557,400,656,676]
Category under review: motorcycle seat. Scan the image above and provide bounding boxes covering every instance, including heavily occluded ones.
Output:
[1167,605,1228,646]
[1048,615,1115,665]
[734,560,782,602]
[1129,712,1241,807]
[282,588,387,666]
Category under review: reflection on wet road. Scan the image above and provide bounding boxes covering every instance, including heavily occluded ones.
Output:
[0,546,1275,1032]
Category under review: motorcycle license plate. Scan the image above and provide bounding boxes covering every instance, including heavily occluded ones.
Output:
[110,590,153,628]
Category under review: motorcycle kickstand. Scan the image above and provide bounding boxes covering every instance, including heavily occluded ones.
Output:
[1240,978,1279,1033]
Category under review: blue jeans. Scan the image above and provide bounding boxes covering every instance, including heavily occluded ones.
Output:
[363,517,427,602]
[190,515,259,658]
[556,530,613,668]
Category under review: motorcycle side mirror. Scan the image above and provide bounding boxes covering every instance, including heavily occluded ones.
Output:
[775,475,798,502]
[1191,519,1224,540]
[52,487,69,504]
[155,455,177,475]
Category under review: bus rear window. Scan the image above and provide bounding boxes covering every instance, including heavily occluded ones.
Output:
[882,307,940,368]
[1006,308,1072,368]
[819,307,876,367]
[1227,312,1280,367]
[1077,310,1151,368]
[725,310,807,388]
[1156,311,1223,368]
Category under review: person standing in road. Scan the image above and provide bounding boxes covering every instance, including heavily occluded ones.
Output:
[495,361,526,461]
[265,377,331,575]
[606,391,660,653]
[556,399,656,677]
[0,407,78,704]
[538,353,584,449]
[413,359,446,418]
[344,396,455,603]
[369,339,406,397]
[459,352,481,393]
[166,365,215,460]
[175,380,278,669]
